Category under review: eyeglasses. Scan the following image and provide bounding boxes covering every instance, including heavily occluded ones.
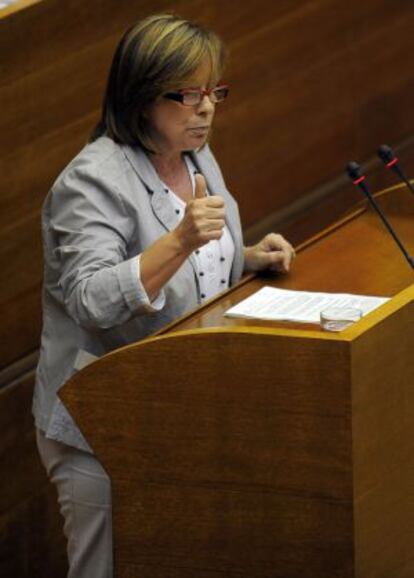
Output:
[163,84,229,106]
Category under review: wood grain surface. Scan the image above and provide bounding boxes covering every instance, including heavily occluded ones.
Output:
[60,187,413,577]
[2,2,414,577]
[351,296,414,578]
[2,0,414,370]
[63,329,354,578]
[156,183,414,336]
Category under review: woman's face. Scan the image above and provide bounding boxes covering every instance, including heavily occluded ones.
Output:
[147,62,217,157]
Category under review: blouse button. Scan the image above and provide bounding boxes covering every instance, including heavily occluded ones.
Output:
[220,257,225,262]
[199,271,204,276]
[175,209,180,215]
[201,293,206,299]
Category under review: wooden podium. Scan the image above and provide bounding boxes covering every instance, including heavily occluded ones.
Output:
[61,184,414,578]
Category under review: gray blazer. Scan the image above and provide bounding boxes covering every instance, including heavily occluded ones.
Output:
[33,136,244,451]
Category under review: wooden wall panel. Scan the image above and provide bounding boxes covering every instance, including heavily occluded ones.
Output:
[215,0,414,223]
[2,0,414,369]
[1,2,414,575]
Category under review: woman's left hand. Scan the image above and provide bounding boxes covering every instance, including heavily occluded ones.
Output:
[243,233,295,274]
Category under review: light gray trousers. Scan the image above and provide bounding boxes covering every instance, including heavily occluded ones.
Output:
[36,429,113,578]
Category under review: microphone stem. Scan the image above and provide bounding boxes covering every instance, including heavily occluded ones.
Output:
[399,174,414,195]
[391,164,414,195]
[362,186,414,269]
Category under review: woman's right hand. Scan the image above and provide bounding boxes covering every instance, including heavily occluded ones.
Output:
[174,174,226,254]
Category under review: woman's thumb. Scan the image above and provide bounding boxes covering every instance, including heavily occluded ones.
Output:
[194,173,207,198]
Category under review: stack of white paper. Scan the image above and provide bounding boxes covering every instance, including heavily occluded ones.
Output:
[224,286,390,324]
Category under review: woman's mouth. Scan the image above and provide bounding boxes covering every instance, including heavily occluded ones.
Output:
[188,126,209,132]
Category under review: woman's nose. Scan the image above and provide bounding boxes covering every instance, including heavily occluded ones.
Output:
[196,94,215,114]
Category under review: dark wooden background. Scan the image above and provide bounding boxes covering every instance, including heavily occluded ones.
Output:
[1,0,414,576]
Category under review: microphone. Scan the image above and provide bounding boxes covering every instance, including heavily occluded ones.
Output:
[377,144,414,195]
[346,161,414,270]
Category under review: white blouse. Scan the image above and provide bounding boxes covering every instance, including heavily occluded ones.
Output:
[161,155,235,302]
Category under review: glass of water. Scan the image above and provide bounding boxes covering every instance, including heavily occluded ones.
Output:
[320,307,362,332]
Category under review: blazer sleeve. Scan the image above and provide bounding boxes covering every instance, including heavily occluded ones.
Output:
[48,165,165,330]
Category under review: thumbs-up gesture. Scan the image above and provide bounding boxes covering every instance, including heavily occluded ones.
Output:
[194,173,208,200]
[174,173,226,253]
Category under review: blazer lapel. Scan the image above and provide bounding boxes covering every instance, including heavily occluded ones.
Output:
[122,145,177,233]
[122,145,200,278]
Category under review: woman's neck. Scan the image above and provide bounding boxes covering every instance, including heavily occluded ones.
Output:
[149,151,193,201]
[149,151,184,177]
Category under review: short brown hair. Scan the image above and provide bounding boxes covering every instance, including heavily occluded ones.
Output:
[90,13,227,151]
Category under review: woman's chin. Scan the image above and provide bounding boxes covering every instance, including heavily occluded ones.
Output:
[186,134,209,149]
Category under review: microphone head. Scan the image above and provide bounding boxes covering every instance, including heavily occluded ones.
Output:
[346,161,362,181]
[378,144,395,164]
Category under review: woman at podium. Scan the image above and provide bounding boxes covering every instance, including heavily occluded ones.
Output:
[33,13,295,578]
